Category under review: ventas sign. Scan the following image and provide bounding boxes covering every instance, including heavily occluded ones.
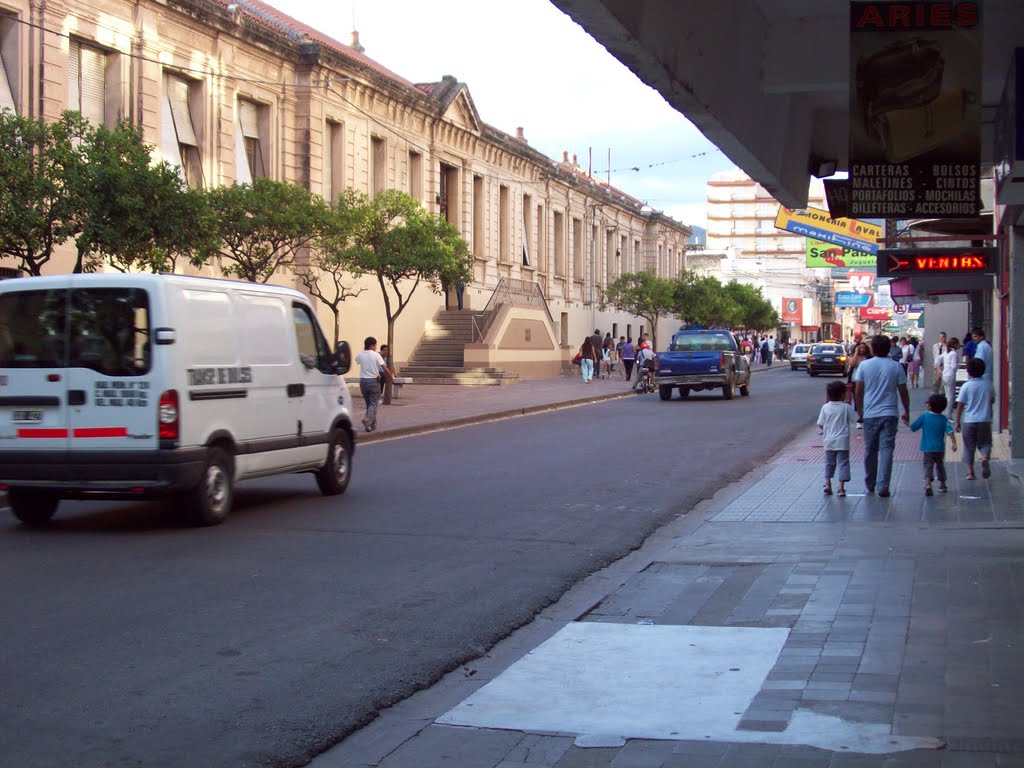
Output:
[876,247,997,277]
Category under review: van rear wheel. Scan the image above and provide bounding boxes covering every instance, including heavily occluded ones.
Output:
[316,429,352,496]
[183,447,233,526]
[8,489,59,526]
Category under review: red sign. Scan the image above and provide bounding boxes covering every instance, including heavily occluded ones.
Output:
[848,271,876,293]
[859,297,890,321]
[877,247,998,276]
[782,297,803,323]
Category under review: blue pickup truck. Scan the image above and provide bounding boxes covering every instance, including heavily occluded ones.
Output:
[654,327,752,400]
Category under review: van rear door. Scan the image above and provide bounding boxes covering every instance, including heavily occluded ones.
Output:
[64,286,157,452]
[0,279,73,475]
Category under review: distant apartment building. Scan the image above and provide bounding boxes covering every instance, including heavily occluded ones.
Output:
[705,170,829,341]
[0,0,691,375]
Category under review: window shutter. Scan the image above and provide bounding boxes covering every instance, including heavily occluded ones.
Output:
[0,47,15,113]
[68,40,80,113]
[234,119,252,184]
[166,75,198,146]
[238,99,260,139]
[79,44,106,126]
[159,94,184,175]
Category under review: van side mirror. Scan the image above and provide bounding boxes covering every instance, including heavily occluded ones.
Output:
[335,340,351,375]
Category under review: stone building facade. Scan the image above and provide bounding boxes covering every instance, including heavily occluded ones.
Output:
[0,0,692,374]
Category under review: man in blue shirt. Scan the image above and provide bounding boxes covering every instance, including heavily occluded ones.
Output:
[971,327,994,384]
[854,334,911,497]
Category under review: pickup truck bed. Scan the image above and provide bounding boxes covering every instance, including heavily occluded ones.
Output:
[655,329,752,400]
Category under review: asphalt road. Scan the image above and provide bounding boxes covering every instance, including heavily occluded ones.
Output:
[0,367,832,768]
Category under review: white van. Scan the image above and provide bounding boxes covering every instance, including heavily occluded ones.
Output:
[0,273,355,526]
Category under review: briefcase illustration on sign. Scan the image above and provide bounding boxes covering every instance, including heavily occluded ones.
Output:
[855,37,966,162]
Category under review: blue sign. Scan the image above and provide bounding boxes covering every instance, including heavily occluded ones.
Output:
[835,291,872,307]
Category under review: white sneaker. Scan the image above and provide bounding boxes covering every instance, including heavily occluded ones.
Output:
[856,423,863,430]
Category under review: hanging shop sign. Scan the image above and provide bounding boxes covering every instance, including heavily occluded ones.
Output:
[775,207,882,254]
[836,291,873,307]
[876,247,998,277]
[849,1,982,218]
[859,298,891,321]
[806,238,877,268]
[782,298,803,323]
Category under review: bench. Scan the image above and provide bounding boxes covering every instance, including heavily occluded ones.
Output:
[391,376,412,399]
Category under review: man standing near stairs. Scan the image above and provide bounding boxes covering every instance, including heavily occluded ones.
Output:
[356,336,393,432]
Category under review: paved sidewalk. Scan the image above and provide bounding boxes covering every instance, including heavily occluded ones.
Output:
[318,382,1024,768]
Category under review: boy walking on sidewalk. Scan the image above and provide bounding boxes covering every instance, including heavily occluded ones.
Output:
[955,357,996,480]
[910,394,957,495]
[817,381,858,497]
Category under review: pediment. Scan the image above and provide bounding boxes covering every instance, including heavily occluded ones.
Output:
[441,86,481,134]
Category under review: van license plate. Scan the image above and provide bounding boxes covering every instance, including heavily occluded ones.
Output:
[12,410,43,423]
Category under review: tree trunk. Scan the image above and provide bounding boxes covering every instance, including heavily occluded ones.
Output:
[382,318,396,405]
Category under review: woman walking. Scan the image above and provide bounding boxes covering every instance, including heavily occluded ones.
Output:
[905,336,922,389]
[578,336,598,383]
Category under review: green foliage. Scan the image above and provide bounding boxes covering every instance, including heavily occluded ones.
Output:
[76,120,213,273]
[0,110,90,275]
[669,272,779,331]
[722,280,779,331]
[293,189,365,347]
[346,189,472,367]
[205,177,332,283]
[600,271,676,349]
[0,111,213,275]
[673,272,738,328]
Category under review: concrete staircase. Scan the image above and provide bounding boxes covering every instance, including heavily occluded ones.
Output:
[400,310,519,385]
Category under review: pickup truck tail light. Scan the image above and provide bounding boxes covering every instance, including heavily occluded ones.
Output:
[719,352,726,369]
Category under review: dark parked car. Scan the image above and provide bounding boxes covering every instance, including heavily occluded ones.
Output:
[807,343,848,377]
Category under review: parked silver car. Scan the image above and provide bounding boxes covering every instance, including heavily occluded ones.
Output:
[789,343,811,370]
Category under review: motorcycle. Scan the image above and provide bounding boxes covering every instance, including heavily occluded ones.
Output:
[634,362,657,394]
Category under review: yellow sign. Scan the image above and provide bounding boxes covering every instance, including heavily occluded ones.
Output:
[774,206,882,254]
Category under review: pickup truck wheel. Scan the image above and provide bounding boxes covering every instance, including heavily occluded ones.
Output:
[678,387,690,399]
[316,429,352,495]
[8,489,59,526]
[722,374,735,400]
[659,385,673,401]
[183,446,233,526]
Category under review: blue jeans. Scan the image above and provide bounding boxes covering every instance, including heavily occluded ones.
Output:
[359,378,381,428]
[580,358,594,382]
[863,416,898,492]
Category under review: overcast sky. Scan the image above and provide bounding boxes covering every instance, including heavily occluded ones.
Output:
[269,0,730,229]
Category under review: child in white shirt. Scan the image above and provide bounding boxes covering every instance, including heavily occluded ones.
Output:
[817,380,859,496]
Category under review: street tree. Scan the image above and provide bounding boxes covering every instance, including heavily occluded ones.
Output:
[0,110,90,275]
[76,120,213,273]
[293,189,365,348]
[205,178,331,283]
[347,189,471,401]
[722,280,779,331]
[672,272,737,328]
[600,271,677,350]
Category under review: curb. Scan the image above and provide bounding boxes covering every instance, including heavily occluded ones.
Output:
[357,363,789,444]
[357,389,633,444]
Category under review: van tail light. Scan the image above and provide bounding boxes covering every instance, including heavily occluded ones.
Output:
[158,390,179,441]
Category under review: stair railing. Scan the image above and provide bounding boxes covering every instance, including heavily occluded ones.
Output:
[470,278,556,343]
